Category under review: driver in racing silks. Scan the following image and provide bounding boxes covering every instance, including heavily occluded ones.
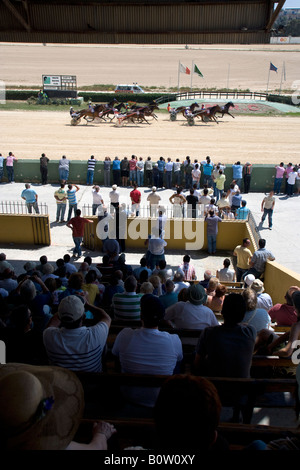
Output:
[70,107,80,119]
[88,101,95,112]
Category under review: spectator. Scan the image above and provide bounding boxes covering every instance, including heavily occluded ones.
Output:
[86,155,97,186]
[120,156,129,187]
[159,279,178,309]
[54,183,68,223]
[216,258,235,282]
[66,183,80,221]
[112,294,183,408]
[268,286,300,326]
[169,187,186,218]
[231,190,242,215]
[133,257,152,281]
[287,166,298,197]
[191,163,201,189]
[198,270,212,289]
[92,185,104,216]
[260,191,275,230]
[0,153,4,183]
[130,183,141,216]
[216,192,230,217]
[145,228,167,271]
[157,156,166,188]
[129,155,137,186]
[112,156,121,186]
[164,283,219,330]
[172,270,190,294]
[136,157,144,187]
[21,183,39,214]
[66,209,93,258]
[144,156,153,187]
[63,254,77,275]
[246,238,275,279]
[153,374,226,451]
[152,163,159,188]
[0,363,116,450]
[206,277,219,296]
[0,269,18,293]
[250,279,273,312]
[5,152,17,183]
[147,186,161,218]
[232,161,243,189]
[43,294,111,372]
[205,210,222,255]
[243,162,252,193]
[233,238,252,282]
[206,284,227,313]
[186,188,199,218]
[193,293,256,378]
[273,162,285,195]
[103,156,111,187]
[241,287,272,333]
[0,253,14,275]
[40,153,49,185]
[235,200,250,220]
[215,169,226,201]
[178,254,197,281]
[58,155,70,182]
[173,158,182,188]
[111,275,142,321]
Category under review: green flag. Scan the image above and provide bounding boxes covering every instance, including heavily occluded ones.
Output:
[194,64,203,77]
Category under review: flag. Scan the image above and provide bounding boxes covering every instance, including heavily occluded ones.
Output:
[193,64,203,77]
[179,62,190,75]
[270,62,278,72]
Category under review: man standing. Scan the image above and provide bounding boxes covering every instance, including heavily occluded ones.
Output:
[235,200,250,220]
[202,158,214,187]
[67,209,93,258]
[215,169,226,201]
[233,237,252,282]
[243,162,252,193]
[205,210,222,255]
[40,153,49,185]
[58,155,70,182]
[130,183,141,216]
[144,157,153,187]
[21,183,40,214]
[0,153,4,183]
[54,183,68,223]
[186,188,199,218]
[86,155,97,186]
[232,161,243,189]
[247,238,275,279]
[273,162,285,195]
[260,191,275,230]
[147,186,161,217]
[92,185,104,215]
[6,152,18,183]
[164,157,174,189]
[67,183,80,221]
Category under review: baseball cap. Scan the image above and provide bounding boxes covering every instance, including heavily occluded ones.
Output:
[58,295,85,323]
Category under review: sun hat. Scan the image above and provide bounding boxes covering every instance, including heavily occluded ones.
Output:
[0,363,84,450]
[152,186,157,191]
[112,184,117,190]
[58,295,85,323]
[244,274,255,287]
[187,283,207,305]
[251,279,265,294]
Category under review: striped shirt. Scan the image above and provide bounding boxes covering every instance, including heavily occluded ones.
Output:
[67,189,77,204]
[43,322,109,372]
[112,292,143,321]
[87,158,96,171]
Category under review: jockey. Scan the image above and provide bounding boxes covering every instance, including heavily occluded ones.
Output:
[70,107,80,119]
[201,104,205,110]
[88,101,95,113]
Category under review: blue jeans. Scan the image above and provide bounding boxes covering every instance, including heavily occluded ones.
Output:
[273,178,283,194]
[26,201,40,214]
[7,166,14,182]
[73,236,83,256]
[261,208,273,228]
[203,174,212,187]
[236,267,248,282]
[59,168,69,182]
[56,203,66,221]
[166,172,172,189]
[234,178,242,189]
[86,170,94,185]
[0,167,3,182]
[68,204,77,221]
[287,183,294,196]
[129,170,136,184]
[136,171,144,186]
[216,188,223,201]
[207,234,217,254]
[174,171,181,187]
[212,181,217,197]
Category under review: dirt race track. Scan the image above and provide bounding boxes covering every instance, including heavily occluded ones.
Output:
[1,109,299,164]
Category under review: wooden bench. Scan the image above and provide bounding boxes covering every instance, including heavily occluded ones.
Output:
[75,417,300,451]
[74,371,298,425]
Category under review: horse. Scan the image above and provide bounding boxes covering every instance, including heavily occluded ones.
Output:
[127,101,160,122]
[216,101,235,119]
[115,109,151,126]
[174,102,199,119]
[77,99,120,124]
[194,105,221,124]
[98,102,127,122]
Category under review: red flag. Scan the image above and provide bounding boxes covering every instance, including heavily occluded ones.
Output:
[179,63,191,75]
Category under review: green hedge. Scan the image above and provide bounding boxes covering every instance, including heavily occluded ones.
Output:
[6,90,39,100]
[77,92,175,104]
[267,94,299,107]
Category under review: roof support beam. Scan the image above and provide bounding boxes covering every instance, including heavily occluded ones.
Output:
[265,0,285,31]
[2,0,31,32]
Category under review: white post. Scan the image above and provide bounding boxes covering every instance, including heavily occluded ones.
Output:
[177,61,180,92]
[227,63,230,90]
[266,65,271,94]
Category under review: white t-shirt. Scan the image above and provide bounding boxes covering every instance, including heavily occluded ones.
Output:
[93,191,104,205]
[112,327,183,407]
[165,301,219,330]
[109,190,120,203]
[165,161,174,171]
[288,171,297,185]
[43,322,109,372]
[148,238,167,255]
[217,267,235,282]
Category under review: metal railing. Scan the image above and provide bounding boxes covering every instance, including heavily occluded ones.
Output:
[0,201,48,215]
[156,91,268,105]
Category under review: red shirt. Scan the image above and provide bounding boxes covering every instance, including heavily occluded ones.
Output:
[268,303,298,326]
[130,189,141,204]
[68,217,92,237]
[129,160,137,171]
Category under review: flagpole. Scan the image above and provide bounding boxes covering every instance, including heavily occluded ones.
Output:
[266,63,271,94]
[279,62,284,95]
[226,63,230,90]
[190,60,194,92]
[178,61,180,93]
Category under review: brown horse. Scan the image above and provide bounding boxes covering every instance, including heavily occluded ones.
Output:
[194,105,221,124]
[216,101,235,119]
[174,102,200,119]
[77,99,119,124]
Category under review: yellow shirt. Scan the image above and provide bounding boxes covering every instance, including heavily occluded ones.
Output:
[234,245,252,269]
[82,283,99,305]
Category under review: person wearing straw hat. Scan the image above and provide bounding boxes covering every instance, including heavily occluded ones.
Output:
[43,294,111,373]
[0,362,116,450]
[164,283,219,330]
[250,279,273,312]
